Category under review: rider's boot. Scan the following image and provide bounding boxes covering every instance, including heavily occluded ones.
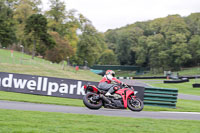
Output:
[105,87,115,96]
[105,92,111,96]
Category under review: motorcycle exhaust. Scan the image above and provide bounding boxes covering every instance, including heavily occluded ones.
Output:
[100,94,111,104]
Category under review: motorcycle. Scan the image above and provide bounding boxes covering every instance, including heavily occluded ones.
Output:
[83,84,144,112]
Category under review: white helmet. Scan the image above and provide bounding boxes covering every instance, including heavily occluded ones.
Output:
[105,70,115,77]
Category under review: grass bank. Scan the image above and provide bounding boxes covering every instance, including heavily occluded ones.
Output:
[0,109,199,133]
[0,49,101,81]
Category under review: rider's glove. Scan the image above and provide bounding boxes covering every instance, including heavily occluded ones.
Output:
[121,82,128,87]
[120,82,125,86]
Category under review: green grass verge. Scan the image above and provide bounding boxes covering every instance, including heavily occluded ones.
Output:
[0,91,83,107]
[0,49,101,82]
[0,63,101,82]
[146,79,200,96]
[0,109,199,133]
[1,91,200,112]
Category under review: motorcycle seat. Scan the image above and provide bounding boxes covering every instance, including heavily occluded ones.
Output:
[98,89,107,94]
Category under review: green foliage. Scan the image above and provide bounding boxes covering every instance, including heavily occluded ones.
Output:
[77,24,105,66]
[45,32,73,63]
[25,14,47,37]
[105,14,200,71]
[13,0,39,44]
[185,13,200,35]
[25,14,55,58]
[117,27,144,65]
[45,0,66,34]
[0,0,16,47]
[1,0,200,68]
[171,43,191,68]
[45,0,90,64]
[98,49,118,65]
[188,35,200,65]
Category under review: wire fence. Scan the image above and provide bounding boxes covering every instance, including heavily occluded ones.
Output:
[0,55,68,70]
[1,56,46,65]
[0,55,89,72]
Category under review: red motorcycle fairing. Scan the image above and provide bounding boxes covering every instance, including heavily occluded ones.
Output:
[84,85,99,93]
[115,88,135,108]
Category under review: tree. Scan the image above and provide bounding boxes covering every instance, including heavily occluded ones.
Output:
[188,35,200,65]
[45,32,73,63]
[147,34,165,70]
[45,0,66,34]
[104,14,195,71]
[64,11,89,53]
[45,0,85,62]
[104,30,118,52]
[0,0,16,47]
[116,27,144,65]
[25,14,55,59]
[135,36,148,66]
[98,49,118,65]
[134,21,152,36]
[77,24,104,66]
[161,15,190,45]
[13,0,41,49]
[160,15,191,70]
[185,13,200,35]
[116,32,132,65]
[149,18,164,35]
[170,42,192,69]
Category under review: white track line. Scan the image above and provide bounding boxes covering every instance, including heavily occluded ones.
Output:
[160,111,200,115]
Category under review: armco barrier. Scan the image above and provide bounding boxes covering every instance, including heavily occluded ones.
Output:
[133,76,200,79]
[144,87,178,108]
[193,83,200,88]
[117,77,133,79]
[91,65,141,71]
[163,78,189,83]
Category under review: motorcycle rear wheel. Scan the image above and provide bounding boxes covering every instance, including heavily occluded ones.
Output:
[83,92,103,110]
[127,96,144,112]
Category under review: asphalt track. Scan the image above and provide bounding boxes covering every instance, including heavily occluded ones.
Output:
[0,79,199,121]
[122,79,200,101]
[0,100,200,121]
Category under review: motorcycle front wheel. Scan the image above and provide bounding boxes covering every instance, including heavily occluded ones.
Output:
[83,92,103,110]
[127,96,144,112]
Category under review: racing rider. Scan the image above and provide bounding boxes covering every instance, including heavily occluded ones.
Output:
[98,70,125,96]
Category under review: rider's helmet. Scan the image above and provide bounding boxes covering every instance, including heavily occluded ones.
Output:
[105,70,115,77]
